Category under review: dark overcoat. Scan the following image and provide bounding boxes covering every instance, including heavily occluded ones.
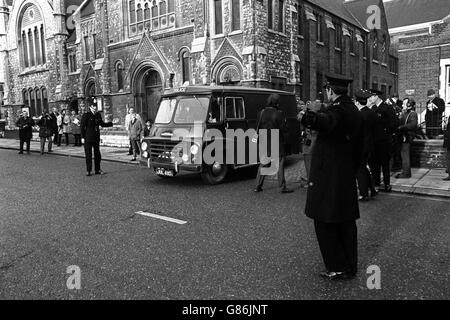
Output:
[257,107,288,157]
[425,97,445,128]
[16,116,35,141]
[372,101,398,144]
[37,116,52,138]
[360,106,378,158]
[303,95,363,223]
[80,111,113,143]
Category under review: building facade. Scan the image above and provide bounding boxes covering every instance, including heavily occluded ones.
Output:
[1,0,396,133]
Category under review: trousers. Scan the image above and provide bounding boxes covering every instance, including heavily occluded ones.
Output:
[84,141,101,173]
[40,137,53,153]
[369,142,391,186]
[255,156,286,190]
[19,139,31,153]
[400,142,411,177]
[314,220,358,274]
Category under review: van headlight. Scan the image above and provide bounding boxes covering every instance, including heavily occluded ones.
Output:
[190,143,199,155]
[142,151,149,158]
[141,141,148,151]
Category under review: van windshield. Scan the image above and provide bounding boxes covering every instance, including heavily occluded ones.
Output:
[174,96,210,124]
[155,98,177,124]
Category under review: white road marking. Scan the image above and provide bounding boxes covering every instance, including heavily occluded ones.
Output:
[135,211,187,224]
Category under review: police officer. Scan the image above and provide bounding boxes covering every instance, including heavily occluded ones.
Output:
[354,89,378,201]
[301,74,363,280]
[368,89,397,192]
[80,98,113,176]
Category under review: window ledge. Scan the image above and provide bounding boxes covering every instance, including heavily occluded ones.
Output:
[372,59,379,64]
[334,47,342,52]
[381,63,388,67]
[229,30,243,36]
[69,70,81,76]
[363,57,367,60]
[268,29,288,37]
[297,35,304,40]
[19,67,49,76]
[316,41,325,46]
[350,52,356,57]
[211,33,225,40]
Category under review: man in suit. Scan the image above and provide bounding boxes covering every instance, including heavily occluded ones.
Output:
[81,99,113,176]
[15,109,35,154]
[368,89,398,192]
[254,93,293,194]
[425,89,445,139]
[301,74,363,280]
[354,89,378,201]
[395,98,418,179]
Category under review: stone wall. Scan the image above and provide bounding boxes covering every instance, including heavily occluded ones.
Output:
[411,140,448,168]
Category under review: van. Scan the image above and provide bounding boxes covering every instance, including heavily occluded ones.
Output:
[140,86,301,184]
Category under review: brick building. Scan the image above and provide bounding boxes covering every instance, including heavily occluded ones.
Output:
[386,0,450,110]
[1,0,396,138]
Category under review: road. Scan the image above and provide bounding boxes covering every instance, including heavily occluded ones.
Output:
[0,149,448,299]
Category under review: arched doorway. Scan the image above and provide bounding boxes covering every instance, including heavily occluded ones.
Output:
[134,68,163,122]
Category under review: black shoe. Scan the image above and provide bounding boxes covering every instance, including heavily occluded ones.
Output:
[395,173,411,179]
[254,187,263,193]
[128,152,133,155]
[280,188,294,194]
[370,189,378,197]
[18,151,23,154]
[131,158,136,161]
[358,195,370,202]
[86,172,92,176]
[319,271,347,280]
[26,151,31,154]
[383,185,392,192]
[443,176,450,181]
[95,170,105,175]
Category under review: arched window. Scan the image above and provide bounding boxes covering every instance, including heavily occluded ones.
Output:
[179,49,191,84]
[41,87,48,111]
[35,87,41,115]
[29,88,35,117]
[128,0,176,35]
[19,4,45,69]
[22,89,29,108]
[115,61,124,91]
[231,0,240,31]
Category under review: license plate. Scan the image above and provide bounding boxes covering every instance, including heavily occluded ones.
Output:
[155,168,174,176]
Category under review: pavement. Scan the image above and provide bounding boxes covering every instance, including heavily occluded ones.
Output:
[1,137,449,198]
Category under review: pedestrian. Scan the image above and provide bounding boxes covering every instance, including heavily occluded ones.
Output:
[387,94,403,171]
[443,117,450,181]
[37,110,53,155]
[128,113,143,161]
[15,110,35,154]
[62,109,71,146]
[425,89,445,139]
[297,100,321,188]
[254,93,293,194]
[368,89,398,192]
[354,89,378,201]
[49,107,58,147]
[56,111,63,146]
[143,119,152,137]
[125,107,142,155]
[395,98,418,179]
[300,73,363,280]
[80,99,113,176]
[70,110,82,146]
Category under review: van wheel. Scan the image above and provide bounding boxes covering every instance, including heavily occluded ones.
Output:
[201,162,228,185]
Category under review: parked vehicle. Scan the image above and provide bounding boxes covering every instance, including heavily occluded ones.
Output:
[140,86,301,184]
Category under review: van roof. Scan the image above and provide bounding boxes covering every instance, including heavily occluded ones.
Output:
[162,85,294,97]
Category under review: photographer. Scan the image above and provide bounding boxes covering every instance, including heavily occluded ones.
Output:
[37,110,53,155]
[395,98,418,179]
[15,110,35,154]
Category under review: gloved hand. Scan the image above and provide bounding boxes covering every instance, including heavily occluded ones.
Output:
[301,109,318,127]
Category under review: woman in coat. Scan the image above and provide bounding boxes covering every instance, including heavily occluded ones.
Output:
[37,111,53,155]
[70,110,82,146]
[128,113,143,161]
[62,109,71,145]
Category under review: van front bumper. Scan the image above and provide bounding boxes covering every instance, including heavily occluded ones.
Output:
[140,158,202,173]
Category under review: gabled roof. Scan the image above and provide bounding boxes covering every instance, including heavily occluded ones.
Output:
[307,0,364,29]
[383,0,450,29]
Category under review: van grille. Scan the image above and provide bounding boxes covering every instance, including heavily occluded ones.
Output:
[149,139,186,160]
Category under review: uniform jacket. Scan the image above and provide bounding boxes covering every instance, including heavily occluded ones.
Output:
[128,118,143,140]
[371,101,398,144]
[80,111,113,143]
[360,106,378,157]
[425,97,445,127]
[302,95,363,223]
[49,112,58,134]
[15,116,35,140]
[257,107,289,157]
[399,110,418,142]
